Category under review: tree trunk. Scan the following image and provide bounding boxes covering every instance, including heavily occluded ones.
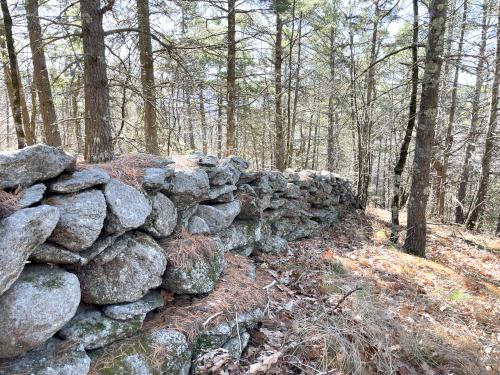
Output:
[80,0,113,162]
[455,0,488,224]
[226,0,236,155]
[137,0,159,155]
[25,0,62,147]
[288,14,302,168]
[436,0,468,220]
[71,71,83,154]
[357,1,379,209]
[274,11,285,170]
[404,0,448,257]
[327,26,336,171]
[390,0,419,243]
[466,1,500,230]
[285,0,295,167]
[0,0,26,149]
[199,85,208,154]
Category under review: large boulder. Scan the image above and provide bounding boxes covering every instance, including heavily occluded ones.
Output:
[0,144,75,189]
[0,265,81,358]
[0,205,59,295]
[49,168,110,193]
[0,338,90,375]
[90,329,191,375]
[77,232,167,304]
[161,236,224,294]
[58,308,144,350]
[166,168,210,210]
[141,193,177,238]
[45,189,107,251]
[195,200,241,234]
[104,179,152,233]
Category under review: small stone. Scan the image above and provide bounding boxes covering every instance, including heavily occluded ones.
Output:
[223,330,250,360]
[142,167,168,191]
[206,184,236,201]
[188,215,211,235]
[17,183,46,208]
[30,243,86,265]
[214,220,261,253]
[58,309,144,350]
[49,168,110,193]
[255,235,288,254]
[0,265,81,358]
[45,190,107,251]
[166,168,210,210]
[103,290,164,320]
[104,179,152,233]
[195,200,241,233]
[141,193,177,238]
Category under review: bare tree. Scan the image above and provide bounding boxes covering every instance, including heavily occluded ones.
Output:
[274,4,285,170]
[226,0,236,156]
[404,0,448,257]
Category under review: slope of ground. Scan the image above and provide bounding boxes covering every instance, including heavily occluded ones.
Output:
[238,208,499,374]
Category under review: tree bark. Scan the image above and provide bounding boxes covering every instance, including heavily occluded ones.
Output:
[327,26,336,171]
[466,1,500,230]
[0,0,26,149]
[455,0,488,224]
[199,84,208,154]
[226,0,236,155]
[137,0,159,155]
[274,10,285,170]
[80,0,113,162]
[25,0,62,147]
[390,0,419,243]
[404,0,448,257]
[71,71,83,153]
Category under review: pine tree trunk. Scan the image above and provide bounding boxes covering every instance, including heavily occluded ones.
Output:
[404,0,448,257]
[466,1,500,230]
[25,0,62,147]
[390,0,419,243]
[0,0,26,149]
[327,26,336,171]
[226,0,236,155]
[137,0,159,155]
[455,0,488,224]
[274,11,285,170]
[80,0,113,162]
[199,85,208,154]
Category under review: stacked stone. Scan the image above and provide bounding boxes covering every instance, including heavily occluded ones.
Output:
[0,145,353,374]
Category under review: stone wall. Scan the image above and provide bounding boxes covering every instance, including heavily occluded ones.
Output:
[0,145,354,374]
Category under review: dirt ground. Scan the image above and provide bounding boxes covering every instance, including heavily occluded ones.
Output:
[237,208,499,374]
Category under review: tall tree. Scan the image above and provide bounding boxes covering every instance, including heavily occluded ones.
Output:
[1,0,26,149]
[327,26,336,171]
[226,0,236,155]
[455,0,488,223]
[404,0,448,257]
[274,1,285,170]
[390,0,419,243]
[80,0,114,162]
[137,0,159,155]
[25,0,62,147]
[466,1,500,229]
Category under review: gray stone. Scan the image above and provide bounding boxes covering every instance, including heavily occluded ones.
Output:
[104,179,152,233]
[206,184,236,201]
[198,155,219,167]
[0,338,90,375]
[89,328,191,375]
[0,205,59,295]
[103,290,164,320]
[0,265,81,358]
[267,171,288,192]
[238,170,259,184]
[162,237,224,294]
[78,235,119,264]
[49,169,110,193]
[284,182,301,199]
[45,190,107,251]
[58,309,144,350]
[30,243,86,265]
[274,217,320,241]
[214,220,261,253]
[223,330,250,360]
[166,168,210,209]
[0,144,75,189]
[141,193,177,238]
[17,183,46,208]
[256,235,288,254]
[206,161,240,186]
[176,204,199,230]
[188,215,211,235]
[193,308,264,356]
[142,168,169,191]
[195,200,241,233]
[227,155,249,171]
[77,232,167,304]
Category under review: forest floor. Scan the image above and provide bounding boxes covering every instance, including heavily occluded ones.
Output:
[238,208,499,374]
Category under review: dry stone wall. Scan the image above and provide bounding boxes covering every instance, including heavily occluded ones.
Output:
[0,144,354,374]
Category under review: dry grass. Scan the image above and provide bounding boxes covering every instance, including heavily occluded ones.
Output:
[159,230,216,268]
[0,188,21,219]
[242,209,498,374]
[145,253,271,341]
[77,153,167,187]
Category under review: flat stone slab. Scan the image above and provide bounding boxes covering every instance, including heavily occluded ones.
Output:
[49,168,110,193]
[102,290,164,320]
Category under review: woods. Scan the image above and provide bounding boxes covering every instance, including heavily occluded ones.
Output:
[0,0,499,251]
